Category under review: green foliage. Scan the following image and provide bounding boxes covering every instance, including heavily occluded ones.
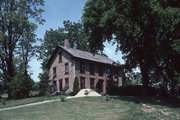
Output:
[84,90,89,95]
[82,0,180,93]
[32,82,40,92]
[73,77,80,95]
[124,72,142,86]
[9,72,34,99]
[0,81,3,94]
[172,39,180,53]
[38,71,50,96]
[0,0,44,98]
[60,96,67,102]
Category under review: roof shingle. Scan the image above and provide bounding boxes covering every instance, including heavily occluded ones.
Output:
[59,46,116,65]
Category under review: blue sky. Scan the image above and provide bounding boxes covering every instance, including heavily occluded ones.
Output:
[29,0,124,82]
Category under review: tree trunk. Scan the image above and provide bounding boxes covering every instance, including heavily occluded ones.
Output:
[140,64,149,96]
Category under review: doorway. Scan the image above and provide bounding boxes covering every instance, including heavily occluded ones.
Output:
[59,79,63,91]
[96,79,104,93]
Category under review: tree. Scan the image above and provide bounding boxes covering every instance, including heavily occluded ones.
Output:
[32,81,40,93]
[38,71,50,96]
[9,70,34,99]
[73,77,80,95]
[0,0,44,98]
[124,72,142,86]
[82,0,180,94]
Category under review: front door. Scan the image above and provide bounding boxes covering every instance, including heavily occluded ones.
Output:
[59,79,63,91]
[96,79,104,93]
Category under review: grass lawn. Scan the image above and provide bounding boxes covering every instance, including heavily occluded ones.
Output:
[0,96,61,109]
[0,96,180,120]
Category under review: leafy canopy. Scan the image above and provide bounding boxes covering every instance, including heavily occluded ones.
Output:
[82,0,180,89]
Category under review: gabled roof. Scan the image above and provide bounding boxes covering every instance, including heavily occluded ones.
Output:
[47,45,121,68]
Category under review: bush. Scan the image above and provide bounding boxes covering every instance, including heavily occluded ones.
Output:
[9,73,34,99]
[106,85,158,96]
[0,81,4,94]
[72,77,80,95]
[60,96,67,102]
[84,90,89,95]
[118,85,157,96]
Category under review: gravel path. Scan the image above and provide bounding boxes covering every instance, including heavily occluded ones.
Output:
[0,99,60,111]
[0,89,101,111]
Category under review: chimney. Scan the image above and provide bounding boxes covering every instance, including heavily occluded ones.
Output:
[64,39,70,48]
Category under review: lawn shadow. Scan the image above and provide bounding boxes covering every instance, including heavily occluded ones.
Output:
[110,96,180,108]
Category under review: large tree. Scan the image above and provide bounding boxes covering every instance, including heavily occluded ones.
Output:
[82,0,180,93]
[0,0,44,98]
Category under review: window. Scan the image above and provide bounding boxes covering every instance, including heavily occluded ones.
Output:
[90,64,95,75]
[65,63,69,74]
[58,51,62,63]
[80,62,85,73]
[53,67,56,78]
[99,66,103,76]
[80,77,85,89]
[65,78,69,89]
[90,78,95,89]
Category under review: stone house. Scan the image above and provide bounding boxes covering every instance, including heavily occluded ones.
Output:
[47,39,124,93]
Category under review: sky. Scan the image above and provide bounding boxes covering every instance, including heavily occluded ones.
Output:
[29,0,125,82]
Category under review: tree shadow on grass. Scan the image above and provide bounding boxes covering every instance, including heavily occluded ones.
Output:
[110,96,180,108]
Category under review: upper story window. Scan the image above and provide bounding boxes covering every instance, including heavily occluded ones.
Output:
[58,51,62,63]
[80,62,85,73]
[53,67,56,78]
[65,63,69,74]
[99,66,103,76]
[65,78,69,89]
[90,64,95,75]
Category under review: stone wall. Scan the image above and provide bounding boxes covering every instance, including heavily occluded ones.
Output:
[75,58,123,93]
[48,48,75,92]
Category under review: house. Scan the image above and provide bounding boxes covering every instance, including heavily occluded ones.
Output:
[47,39,124,94]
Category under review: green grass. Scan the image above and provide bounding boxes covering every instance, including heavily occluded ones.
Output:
[0,96,179,120]
[0,96,61,109]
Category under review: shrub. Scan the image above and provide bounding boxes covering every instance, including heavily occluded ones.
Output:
[72,77,80,95]
[9,73,34,99]
[105,95,111,101]
[118,85,157,96]
[0,81,4,94]
[84,90,89,95]
[60,96,66,102]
